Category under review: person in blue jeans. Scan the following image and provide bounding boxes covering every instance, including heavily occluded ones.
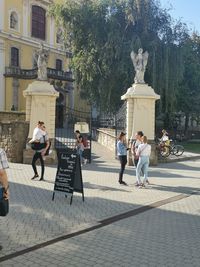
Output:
[117,132,129,185]
[136,136,151,188]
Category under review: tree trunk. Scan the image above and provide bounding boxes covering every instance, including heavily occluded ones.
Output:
[184,113,189,138]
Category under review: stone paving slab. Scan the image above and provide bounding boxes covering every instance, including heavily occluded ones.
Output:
[2,193,200,267]
[0,142,200,264]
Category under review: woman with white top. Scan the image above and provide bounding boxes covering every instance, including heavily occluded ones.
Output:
[136,136,151,188]
[31,122,49,181]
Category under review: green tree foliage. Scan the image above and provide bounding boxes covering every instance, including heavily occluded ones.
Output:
[49,0,200,129]
[177,33,200,133]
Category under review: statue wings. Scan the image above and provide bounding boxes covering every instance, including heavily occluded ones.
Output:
[130,50,149,69]
[142,51,149,69]
[130,51,137,69]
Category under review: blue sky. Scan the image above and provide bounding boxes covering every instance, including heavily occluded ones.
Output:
[160,0,200,32]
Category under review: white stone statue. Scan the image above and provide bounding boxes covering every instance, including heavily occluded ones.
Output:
[130,48,149,84]
[36,43,49,81]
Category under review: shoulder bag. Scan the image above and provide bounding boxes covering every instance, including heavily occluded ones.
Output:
[0,187,9,216]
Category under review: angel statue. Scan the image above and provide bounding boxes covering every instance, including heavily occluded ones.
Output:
[130,48,149,84]
[35,43,49,81]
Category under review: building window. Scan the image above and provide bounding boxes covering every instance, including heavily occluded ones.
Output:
[56,59,62,71]
[11,47,19,67]
[10,11,18,30]
[31,5,46,40]
[12,78,19,111]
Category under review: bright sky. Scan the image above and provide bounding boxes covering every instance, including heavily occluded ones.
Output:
[160,0,200,32]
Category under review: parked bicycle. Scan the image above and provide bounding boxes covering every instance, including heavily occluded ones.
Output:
[157,139,184,158]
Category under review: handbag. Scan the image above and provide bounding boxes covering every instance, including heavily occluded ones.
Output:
[0,187,9,216]
[136,144,148,159]
[31,142,46,151]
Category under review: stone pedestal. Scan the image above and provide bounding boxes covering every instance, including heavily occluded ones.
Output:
[121,83,160,165]
[23,80,59,164]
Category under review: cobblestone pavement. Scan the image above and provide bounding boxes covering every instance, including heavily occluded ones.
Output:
[0,142,200,266]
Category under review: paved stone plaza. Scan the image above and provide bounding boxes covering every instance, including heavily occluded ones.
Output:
[0,142,200,266]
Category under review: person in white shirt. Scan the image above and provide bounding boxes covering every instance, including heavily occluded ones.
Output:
[31,122,49,181]
[136,136,151,188]
[160,129,169,144]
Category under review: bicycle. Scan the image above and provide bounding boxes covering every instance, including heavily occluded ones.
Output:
[157,140,184,158]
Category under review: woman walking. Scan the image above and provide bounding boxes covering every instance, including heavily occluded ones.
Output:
[117,132,129,185]
[136,136,151,188]
[31,123,49,181]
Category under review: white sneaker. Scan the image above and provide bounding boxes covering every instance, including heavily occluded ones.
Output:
[84,158,87,164]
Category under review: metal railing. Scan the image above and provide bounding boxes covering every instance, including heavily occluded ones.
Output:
[4,66,74,81]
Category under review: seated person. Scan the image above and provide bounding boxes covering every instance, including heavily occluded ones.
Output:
[160,129,170,146]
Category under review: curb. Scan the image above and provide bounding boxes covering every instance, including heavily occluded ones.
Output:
[159,155,200,164]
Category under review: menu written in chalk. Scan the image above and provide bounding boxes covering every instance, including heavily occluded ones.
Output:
[52,152,84,204]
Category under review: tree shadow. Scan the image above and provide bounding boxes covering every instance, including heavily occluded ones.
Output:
[156,161,200,171]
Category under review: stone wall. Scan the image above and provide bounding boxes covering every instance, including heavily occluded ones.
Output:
[96,128,158,165]
[0,121,29,163]
[96,128,116,152]
[0,111,26,122]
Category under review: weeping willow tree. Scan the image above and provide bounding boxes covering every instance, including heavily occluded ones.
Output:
[49,0,194,128]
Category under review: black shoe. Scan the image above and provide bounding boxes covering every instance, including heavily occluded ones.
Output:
[0,245,3,251]
[39,178,45,181]
[119,181,127,185]
[31,174,39,180]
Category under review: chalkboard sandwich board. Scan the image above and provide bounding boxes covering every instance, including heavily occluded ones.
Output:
[52,152,84,205]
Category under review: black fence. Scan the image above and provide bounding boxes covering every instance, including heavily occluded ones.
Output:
[55,107,92,163]
[92,103,127,157]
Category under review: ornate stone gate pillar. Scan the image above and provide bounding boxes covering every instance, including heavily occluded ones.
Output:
[122,48,160,165]
[23,80,59,164]
[23,44,59,164]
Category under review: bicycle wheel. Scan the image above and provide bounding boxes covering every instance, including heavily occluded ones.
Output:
[160,145,170,157]
[173,145,184,156]
[170,145,177,155]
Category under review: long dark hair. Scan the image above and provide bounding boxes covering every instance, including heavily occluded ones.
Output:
[118,132,126,141]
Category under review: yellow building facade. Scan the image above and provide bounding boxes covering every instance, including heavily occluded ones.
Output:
[0,0,89,127]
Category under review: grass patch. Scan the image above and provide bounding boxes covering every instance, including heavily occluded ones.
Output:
[181,142,200,154]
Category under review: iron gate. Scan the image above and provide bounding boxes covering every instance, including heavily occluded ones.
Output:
[55,107,92,163]
[93,102,127,157]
